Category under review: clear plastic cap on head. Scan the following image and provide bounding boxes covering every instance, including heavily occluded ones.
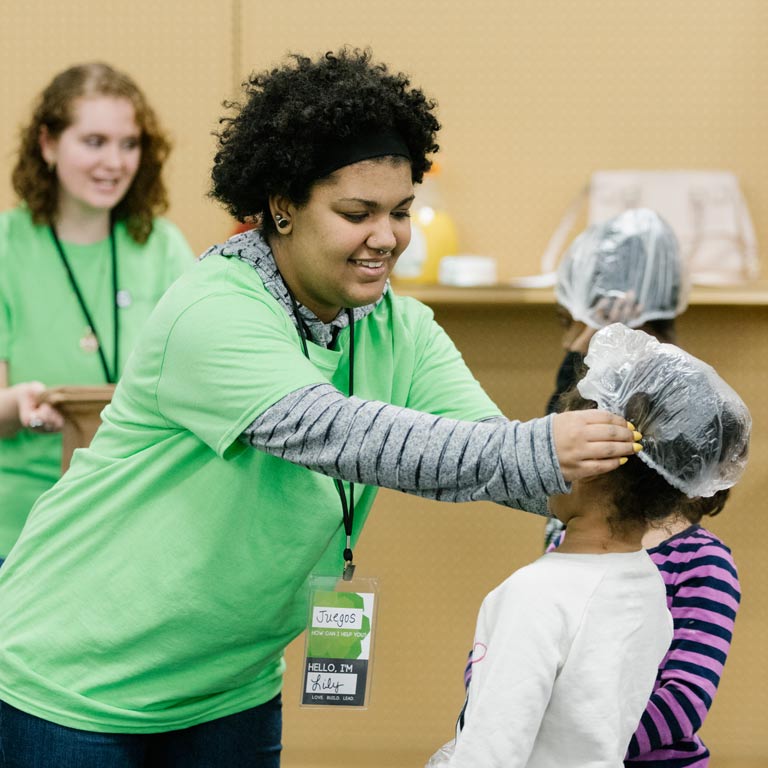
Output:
[556,208,688,329]
[578,324,751,498]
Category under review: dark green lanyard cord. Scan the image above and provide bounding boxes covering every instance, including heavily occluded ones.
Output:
[287,292,357,580]
[49,224,119,384]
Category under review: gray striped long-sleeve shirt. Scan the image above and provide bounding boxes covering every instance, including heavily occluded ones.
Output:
[241,384,564,515]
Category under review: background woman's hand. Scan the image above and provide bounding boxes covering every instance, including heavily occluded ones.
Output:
[14,382,65,434]
[562,291,644,355]
[552,410,640,482]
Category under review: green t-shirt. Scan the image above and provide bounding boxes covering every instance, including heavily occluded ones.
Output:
[0,206,193,554]
[0,254,500,732]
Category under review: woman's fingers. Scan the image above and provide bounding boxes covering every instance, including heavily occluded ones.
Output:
[16,382,46,425]
[16,382,64,433]
[26,404,65,433]
[553,410,642,482]
[582,415,642,448]
[567,323,597,354]
[607,291,637,323]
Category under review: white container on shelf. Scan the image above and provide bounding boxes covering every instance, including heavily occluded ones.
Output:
[438,255,498,287]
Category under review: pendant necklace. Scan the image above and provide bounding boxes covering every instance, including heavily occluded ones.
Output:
[49,222,120,384]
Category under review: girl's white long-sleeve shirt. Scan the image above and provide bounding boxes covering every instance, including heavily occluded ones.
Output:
[428,550,673,768]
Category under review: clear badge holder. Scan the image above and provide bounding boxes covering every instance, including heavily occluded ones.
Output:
[300,573,379,709]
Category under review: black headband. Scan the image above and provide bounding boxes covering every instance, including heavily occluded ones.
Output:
[312,130,411,180]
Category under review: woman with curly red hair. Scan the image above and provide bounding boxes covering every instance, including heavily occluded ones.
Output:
[0,62,193,559]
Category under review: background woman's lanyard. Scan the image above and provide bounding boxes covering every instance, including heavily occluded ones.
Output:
[49,224,119,384]
[287,292,357,581]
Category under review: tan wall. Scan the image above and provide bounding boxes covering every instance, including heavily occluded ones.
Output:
[1,1,766,765]
[2,1,767,271]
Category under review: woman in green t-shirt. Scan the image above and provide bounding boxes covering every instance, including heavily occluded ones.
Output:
[0,62,193,558]
[0,49,639,767]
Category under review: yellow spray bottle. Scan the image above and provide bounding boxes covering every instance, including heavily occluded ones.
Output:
[392,163,459,285]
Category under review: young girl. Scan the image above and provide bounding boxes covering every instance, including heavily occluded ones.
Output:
[551,342,744,765]
[428,323,750,768]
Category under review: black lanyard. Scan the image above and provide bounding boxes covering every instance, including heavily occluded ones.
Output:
[287,293,357,581]
[49,224,119,384]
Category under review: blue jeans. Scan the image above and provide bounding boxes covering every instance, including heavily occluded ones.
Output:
[0,695,282,767]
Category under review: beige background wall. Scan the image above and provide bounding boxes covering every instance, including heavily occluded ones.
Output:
[1,1,766,765]
[2,1,767,273]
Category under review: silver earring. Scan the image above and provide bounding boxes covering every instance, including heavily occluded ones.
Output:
[275,214,290,230]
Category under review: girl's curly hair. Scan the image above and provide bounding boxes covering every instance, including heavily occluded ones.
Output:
[557,387,730,535]
[12,62,171,244]
[210,48,441,236]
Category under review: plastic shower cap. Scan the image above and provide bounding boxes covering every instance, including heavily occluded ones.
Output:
[556,208,688,329]
[578,324,751,498]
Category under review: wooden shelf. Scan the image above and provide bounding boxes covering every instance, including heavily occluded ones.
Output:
[395,284,558,306]
[396,279,768,307]
[686,281,768,305]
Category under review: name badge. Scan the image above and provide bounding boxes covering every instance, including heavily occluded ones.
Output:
[301,574,379,709]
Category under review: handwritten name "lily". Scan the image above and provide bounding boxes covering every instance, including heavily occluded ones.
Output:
[310,674,343,694]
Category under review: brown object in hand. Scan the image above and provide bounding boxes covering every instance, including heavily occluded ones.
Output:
[39,386,115,473]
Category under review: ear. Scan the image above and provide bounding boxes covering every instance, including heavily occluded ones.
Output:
[268,194,296,234]
[39,125,57,167]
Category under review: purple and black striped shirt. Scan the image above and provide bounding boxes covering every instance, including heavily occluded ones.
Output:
[625,524,740,767]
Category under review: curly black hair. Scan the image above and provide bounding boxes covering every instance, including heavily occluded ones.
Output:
[210,47,440,236]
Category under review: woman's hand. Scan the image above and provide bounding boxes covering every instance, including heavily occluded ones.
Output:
[562,291,643,355]
[552,410,641,482]
[17,382,65,434]
[0,379,65,437]
[562,322,596,355]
